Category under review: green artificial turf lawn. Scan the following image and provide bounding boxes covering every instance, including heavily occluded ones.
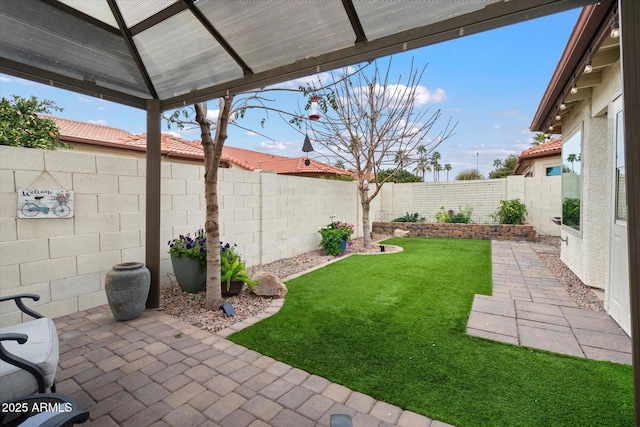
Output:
[229,238,634,427]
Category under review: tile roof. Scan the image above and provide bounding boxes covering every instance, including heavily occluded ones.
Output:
[48,115,134,143]
[514,138,562,175]
[50,115,348,176]
[220,146,349,176]
[518,138,562,160]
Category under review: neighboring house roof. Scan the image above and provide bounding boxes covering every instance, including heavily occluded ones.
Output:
[514,138,562,175]
[49,116,348,177]
[220,145,349,177]
[48,115,134,144]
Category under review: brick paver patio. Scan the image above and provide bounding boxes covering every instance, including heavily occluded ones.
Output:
[54,305,450,426]
[467,240,632,365]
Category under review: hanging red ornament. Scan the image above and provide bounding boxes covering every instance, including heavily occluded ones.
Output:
[308,95,320,121]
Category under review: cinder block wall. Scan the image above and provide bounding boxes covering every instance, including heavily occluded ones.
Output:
[1,145,560,324]
[1,146,359,324]
[375,176,560,235]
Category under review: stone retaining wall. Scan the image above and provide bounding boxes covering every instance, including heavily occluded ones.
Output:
[373,222,537,241]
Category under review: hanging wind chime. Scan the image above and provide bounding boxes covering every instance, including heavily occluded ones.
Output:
[302,95,319,166]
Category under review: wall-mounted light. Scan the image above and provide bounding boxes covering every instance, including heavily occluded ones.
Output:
[570,83,578,94]
[548,124,554,131]
[555,114,562,121]
[560,102,567,110]
[611,21,620,38]
[584,59,593,73]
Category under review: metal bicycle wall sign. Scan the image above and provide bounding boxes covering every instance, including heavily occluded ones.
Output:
[18,188,74,218]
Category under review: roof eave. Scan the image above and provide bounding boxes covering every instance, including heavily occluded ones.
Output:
[530,1,615,132]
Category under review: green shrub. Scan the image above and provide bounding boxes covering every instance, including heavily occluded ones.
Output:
[436,206,473,224]
[448,206,473,224]
[392,212,425,222]
[492,199,528,224]
[435,206,449,223]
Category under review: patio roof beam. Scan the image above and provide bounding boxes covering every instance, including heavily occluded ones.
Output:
[341,0,368,44]
[107,0,159,100]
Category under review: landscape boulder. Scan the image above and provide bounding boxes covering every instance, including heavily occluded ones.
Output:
[393,229,410,238]
[251,271,288,298]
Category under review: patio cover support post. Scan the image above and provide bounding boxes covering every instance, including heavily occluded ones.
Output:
[145,99,161,309]
[619,0,640,424]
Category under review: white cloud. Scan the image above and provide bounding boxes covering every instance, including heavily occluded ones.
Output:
[165,131,181,138]
[245,131,259,137]
[96,106,107,111]
[0,76,11,83]
[88,119,108,126]
[260,141,287,151]
[78,96,92,103]
[350,83,446,109]
[493,124,501,130]
[413,86,447,105]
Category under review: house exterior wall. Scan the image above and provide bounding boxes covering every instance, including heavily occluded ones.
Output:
[559,61,621,291]
[532,155,562,178]
[0,146,359,324]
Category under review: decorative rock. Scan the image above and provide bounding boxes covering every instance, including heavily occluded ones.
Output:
[393,229,411,238]
[251,271,288,298]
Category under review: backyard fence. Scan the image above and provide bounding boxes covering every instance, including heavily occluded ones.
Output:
[1,145,560,323]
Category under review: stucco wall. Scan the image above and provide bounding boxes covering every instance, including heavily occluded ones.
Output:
[0,146,360,324]
[559,63,621,291]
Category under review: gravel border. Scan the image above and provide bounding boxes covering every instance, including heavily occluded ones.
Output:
[160,235,605,334]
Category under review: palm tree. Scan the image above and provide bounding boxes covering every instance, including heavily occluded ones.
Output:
[414,157,430,181]
[335,159,345,169]
[493,158,503,168]
[430,151,441,182]
[444,163,452,181]
[531,133,549,146]
[566,153,578,172]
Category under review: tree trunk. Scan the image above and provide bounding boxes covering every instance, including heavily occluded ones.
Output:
[360,187,371,249]
[195,96,233,310]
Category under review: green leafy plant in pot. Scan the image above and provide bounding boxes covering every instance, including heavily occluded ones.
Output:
[220,242,257,295]
[318,219,355,256]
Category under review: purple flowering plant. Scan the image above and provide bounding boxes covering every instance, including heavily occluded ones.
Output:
[167,228,207,267]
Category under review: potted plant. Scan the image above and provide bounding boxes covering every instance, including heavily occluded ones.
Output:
[318,219,355,256]
[168,229,207,293]
[220,242,257,296]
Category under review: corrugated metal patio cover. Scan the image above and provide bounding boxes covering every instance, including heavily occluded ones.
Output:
[1,0,589,110]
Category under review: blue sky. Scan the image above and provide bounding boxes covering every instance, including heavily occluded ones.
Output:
[0,8,580,180]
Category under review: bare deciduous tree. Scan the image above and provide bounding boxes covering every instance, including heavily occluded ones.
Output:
[300,59,456,248]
